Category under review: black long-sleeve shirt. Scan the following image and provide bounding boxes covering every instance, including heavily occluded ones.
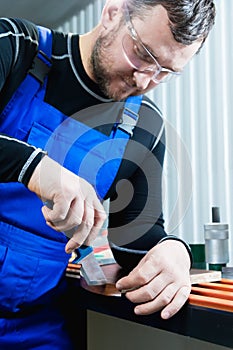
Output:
[0,17,169,268]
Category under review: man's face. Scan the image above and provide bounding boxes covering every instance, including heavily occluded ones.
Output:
[90,5,202,101]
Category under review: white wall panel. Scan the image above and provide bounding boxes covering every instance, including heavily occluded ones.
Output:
[155,0,233,264]
[58,0,233,263]
[57,0,105,33]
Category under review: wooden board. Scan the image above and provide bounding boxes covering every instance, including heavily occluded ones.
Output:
[66,264,222,284]
[190,269,221,284]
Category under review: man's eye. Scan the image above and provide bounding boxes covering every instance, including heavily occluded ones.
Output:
[133,43,154,64]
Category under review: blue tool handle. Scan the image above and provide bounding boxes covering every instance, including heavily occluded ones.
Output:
[72,245,93,263]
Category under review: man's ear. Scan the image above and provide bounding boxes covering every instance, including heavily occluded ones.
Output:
[101,0,124,30]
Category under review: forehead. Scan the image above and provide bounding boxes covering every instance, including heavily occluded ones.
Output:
[131,5,172,44]
[131,5,202,71]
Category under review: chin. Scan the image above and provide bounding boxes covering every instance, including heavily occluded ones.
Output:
[103,78,135,101]
[105,90,127,101]
[108,88,136,101]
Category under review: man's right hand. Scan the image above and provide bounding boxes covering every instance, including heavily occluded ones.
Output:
[27,155,106,253]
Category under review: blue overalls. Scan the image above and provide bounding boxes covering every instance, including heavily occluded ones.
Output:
[0,26,142,349]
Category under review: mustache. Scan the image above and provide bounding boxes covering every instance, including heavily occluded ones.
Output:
[122,77,137,88]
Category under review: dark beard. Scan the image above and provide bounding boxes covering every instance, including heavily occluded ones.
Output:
[90,36,113,98]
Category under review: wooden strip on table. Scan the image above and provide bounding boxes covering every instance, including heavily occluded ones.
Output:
[191,286,233,301]
[189,293,233,313]
[66,273,80,279]
[221,278,233,285]
[67,263,81,269]
[196,282,233,292]
[66,263,81,278]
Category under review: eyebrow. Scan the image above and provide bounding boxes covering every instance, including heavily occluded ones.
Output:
[140,40,181,73]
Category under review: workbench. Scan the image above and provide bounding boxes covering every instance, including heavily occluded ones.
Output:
[66,264,233,350]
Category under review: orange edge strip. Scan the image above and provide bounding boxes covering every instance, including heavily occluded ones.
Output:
[189,293,233,313]
[221,278,233,285]
[67,263,81,269]
[191,286,233,301]
[196,282,233,292]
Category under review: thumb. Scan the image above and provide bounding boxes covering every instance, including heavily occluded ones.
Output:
[65,237,81,254]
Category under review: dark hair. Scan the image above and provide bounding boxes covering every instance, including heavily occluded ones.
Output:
[126,0,216,46]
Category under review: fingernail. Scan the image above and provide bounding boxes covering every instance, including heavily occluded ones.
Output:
[162,311,170,319]
[115,282,122,290]
[120,288,132,293]
[134,308,140,315]
[66,248,73,254]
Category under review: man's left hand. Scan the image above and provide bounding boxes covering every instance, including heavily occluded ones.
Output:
[115,240,191,319]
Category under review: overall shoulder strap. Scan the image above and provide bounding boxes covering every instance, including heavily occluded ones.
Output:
[117,95,143,137]
[28,26,52,85]
[37,26,53,56]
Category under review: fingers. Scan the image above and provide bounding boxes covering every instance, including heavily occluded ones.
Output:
[64,223,105,253]
[41,185,106,253]
[119,276,191,319]
[29,156,107,254]
[65,202,106,253]
[160,285,191,319]
[42,199,83,231]
[116,242,191,319]
[64,220,102,253]
[120,273,167,303]
[65,237,80,254]
[42,199,106,254]
[116,256,160,292]
[130,283,191,318]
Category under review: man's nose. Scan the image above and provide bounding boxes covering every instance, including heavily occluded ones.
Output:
[133,71,153,90]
